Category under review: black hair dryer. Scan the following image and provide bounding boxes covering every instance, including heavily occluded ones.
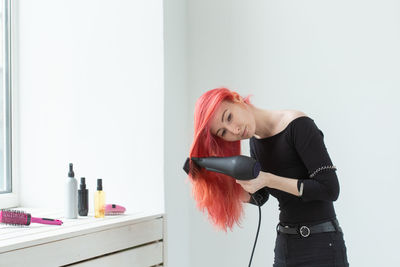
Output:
[183,155,261,180]
[183,155,268,206]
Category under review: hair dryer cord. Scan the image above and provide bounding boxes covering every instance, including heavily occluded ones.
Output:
[248,194,262,267]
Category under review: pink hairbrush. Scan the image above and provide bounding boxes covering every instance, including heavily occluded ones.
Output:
[0,209,63,226]
[105,204,126,215]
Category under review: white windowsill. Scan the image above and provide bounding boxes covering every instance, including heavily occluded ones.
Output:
[0,207,162,254]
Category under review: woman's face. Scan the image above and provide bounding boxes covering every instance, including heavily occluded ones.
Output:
[209,100,255,142]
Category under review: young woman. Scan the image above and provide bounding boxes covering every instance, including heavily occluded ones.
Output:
[187,87,349,266]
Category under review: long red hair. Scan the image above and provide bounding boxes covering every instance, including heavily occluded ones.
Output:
[188,87,252,231]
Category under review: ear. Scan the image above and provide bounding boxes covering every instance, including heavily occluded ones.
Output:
[233,94,243,103]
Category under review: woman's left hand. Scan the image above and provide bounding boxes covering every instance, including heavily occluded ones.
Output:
[236,171,272,194]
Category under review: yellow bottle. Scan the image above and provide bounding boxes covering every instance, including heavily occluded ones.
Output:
[94,179,105,218]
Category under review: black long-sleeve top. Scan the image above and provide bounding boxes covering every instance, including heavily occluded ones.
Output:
[249,116,339,225]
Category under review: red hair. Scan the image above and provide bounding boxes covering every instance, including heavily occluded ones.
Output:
[188,87,252,231]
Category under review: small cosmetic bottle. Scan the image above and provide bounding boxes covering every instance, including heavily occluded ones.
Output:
[65,163,78,219]
[78,177,88,216]
[94,179,105,218]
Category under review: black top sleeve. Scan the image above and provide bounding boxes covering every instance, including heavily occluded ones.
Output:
[292,118,340,202]
[248,141,270,206]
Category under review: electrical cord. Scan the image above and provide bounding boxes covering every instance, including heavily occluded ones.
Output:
[248,195,262,267]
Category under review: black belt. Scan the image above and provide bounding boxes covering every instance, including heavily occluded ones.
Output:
[277,219,342,238]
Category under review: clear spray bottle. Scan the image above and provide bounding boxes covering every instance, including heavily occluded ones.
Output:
[94,178,105,218]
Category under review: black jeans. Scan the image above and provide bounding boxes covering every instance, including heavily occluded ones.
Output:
[273,225,349,266]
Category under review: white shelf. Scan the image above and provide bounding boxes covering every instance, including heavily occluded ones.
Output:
[0,207,165,267]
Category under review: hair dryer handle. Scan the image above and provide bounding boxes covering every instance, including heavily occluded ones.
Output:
[250,188,269,207]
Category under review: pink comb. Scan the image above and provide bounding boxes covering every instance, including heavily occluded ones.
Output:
[105,204,126,215]
[0,209,63,226]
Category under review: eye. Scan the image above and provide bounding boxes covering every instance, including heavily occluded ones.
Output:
[227,114,232,122]
[221,129,226,137]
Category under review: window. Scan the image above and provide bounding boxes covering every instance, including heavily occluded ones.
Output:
[0,0,12,196]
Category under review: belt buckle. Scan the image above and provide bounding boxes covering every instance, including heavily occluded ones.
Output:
[299,226,310,237]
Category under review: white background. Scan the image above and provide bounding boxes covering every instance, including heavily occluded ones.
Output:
[11,0,400,266]
[165,0,400,266]
[16,0,164,215]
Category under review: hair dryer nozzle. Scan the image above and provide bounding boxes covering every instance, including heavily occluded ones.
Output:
[183,157,190,174]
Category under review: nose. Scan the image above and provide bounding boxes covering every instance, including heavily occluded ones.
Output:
[227,124,241,135]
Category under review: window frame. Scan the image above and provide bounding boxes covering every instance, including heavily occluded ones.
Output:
[0,0,18,209]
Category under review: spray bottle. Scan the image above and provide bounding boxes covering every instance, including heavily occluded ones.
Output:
[78,177,89,216]
[94,178,105,218]
[65,163,78,219]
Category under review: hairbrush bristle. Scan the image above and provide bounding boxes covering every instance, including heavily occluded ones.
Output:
[0,209,30,226]
[105,212,125,216]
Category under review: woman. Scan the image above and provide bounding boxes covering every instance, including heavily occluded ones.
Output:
[187,87,349,266]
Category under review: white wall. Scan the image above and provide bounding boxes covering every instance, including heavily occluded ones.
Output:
[163,0,191,266]
[186,0,400,266]
[17,0,164,215]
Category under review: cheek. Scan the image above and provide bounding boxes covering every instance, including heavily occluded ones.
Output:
[250,119,256,133]
[225,133,238,142]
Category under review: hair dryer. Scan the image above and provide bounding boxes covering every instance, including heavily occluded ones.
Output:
[183,155,269,206]
[183,155,261,180]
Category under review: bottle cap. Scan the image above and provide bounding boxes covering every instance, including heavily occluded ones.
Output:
[80,177,86,190]
[68,163,75,178]
[97,179,103,191]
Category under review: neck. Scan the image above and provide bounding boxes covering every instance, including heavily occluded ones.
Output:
[248,105,278,139]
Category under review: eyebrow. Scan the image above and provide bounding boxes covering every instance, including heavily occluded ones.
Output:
[215,109,227,136]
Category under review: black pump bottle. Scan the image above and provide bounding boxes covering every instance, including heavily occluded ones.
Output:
[78,177,89,216]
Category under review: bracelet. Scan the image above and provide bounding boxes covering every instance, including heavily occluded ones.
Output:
[299,182,304,197]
